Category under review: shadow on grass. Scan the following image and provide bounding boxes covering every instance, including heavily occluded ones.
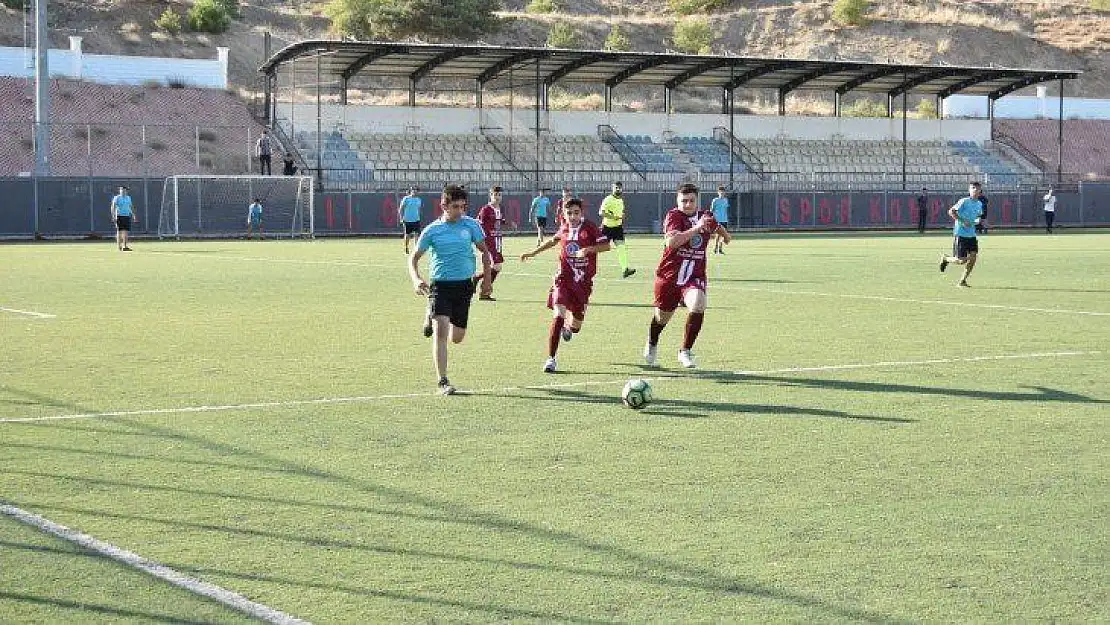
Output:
[0,387,87,412]
[12,413,914,625]
[501,386,913,423]
[0,591,218,625]
[977,285,1110,294]
[0,539,610,624]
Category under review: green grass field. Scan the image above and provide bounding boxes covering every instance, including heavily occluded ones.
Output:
[1,232,1107,624]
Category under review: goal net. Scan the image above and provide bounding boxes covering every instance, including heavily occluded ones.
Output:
[158,175,314,239]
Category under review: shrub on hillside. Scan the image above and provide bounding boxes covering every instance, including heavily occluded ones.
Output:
[843,98,888,118]
[525,0,557,13]
[1091,0,1110,11]
[188,0,232,33]
[604,25,631,51]
[833,0,870,26]
[547,21,577,48]
[214,0,241,18]
[155,8,183,34]
[673,17,713,54]
[668,0,725,16]
[916,98,938,119]
[325,0,501,41]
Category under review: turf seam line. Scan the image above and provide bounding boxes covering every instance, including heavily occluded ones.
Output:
[0,306,55,319]
[0,503,311,625]
[0,350,1099,424]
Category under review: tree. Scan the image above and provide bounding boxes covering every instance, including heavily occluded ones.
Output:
[673,17,713,54]
[325,0,501,41]
[188,0,232,34]
[547,21,577,49]
[833,0,870,26]
[604,25,631,52]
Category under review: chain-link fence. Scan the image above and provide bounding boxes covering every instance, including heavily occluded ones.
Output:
[4,178,1106,238]
[0,122,261,178]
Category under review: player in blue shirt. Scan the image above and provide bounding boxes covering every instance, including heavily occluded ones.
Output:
[398,186,423,255]
[529,189,552,246]
[110,185,135,251]
[246,198,264,240]
[408,184,494,395]
[939,181,985,288]
[710,185,730,254]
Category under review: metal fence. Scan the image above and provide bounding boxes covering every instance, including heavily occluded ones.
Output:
[0,122,261,179]
[3,177,1107,238]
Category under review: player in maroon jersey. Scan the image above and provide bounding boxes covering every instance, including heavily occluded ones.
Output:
[520,197,611,373]
[644,182,731,369]
[474,185,510,301]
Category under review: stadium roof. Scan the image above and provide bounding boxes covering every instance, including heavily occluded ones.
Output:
[259,40,1079,100]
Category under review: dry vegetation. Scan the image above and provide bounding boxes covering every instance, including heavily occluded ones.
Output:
[0,0,1106,108]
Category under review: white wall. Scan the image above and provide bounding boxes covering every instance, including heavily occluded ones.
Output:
[279,104,991,142]
[943,94,1110,120]
[0,39,228,88]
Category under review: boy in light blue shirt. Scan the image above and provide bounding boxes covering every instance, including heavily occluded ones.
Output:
[529,189,552,245]
[399,186,424,254]
[110,185,135,251]
[710,185,730,254]
[246,198,264,240]
[939,181,984,288]
[408,185,494,395]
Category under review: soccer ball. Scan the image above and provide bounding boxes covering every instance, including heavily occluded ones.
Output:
[622,379,652,410]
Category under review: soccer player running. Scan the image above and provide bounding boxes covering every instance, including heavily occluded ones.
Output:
[110,185,135,251]
[644,183,730,369]
[710,185,730,254]
[939,181,985,288]
[520,198,611,373]
[409,185,493,395]
[475,185,509,301]
[529,188,552,245]
[246,198,264,240]
[398,186,423,254]
[600,181,636,278]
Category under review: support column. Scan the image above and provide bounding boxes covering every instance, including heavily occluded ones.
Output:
[604,84,612,112]
[1057,78,1064,184]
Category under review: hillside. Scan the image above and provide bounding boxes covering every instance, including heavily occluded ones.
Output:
[1,0,1107,105]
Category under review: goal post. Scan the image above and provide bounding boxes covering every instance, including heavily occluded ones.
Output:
[158,175,314,239]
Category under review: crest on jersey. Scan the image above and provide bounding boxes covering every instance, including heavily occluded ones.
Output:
[689,234,704,249]
[459,228,472,242]
[565,242,581,255]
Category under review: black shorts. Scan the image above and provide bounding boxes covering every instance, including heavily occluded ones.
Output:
[116,215,132,231]
[429,279,475,329]
[403,221,421,235]
[601,225,625,241]
[953,235,979,258]
[535,216,548,228]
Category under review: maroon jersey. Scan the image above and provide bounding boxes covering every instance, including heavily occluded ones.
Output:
[555,219,607,285]
[656,208,711,286]
[477,202,505,262]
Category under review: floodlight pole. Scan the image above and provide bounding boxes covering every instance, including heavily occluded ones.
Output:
[33,0,50,176]
[902,80,908,191]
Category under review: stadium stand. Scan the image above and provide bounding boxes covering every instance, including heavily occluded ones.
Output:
[994,119,1110,180]
[670,136,748,174]
[0,77,265,177]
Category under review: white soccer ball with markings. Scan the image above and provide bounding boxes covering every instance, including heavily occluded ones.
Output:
[622,379,652,410]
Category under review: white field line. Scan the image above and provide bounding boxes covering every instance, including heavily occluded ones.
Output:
[0,503,310,625]
[0,351,1099,425]
[0,306,55,319]
[144,251,1110,318]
